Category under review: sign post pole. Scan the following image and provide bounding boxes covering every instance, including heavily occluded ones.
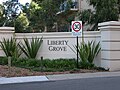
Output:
[76,36,79,68]
[71,21,82,69]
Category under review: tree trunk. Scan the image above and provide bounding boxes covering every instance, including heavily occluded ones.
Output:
[44,26,47,32]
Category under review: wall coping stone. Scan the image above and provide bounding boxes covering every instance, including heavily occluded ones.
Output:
[0,27,14,31]
[98,21,120,30]
[98,21,120,27]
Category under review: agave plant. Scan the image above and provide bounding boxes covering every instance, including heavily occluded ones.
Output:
[0,37,22,58]
[19,37,43,59]
[69,41,101,69]
[77,42,89,62]
[87,41,101,64]
[77,41,101,64]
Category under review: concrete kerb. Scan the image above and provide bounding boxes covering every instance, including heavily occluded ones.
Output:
[0,76,48,84]
[1,71,120,84]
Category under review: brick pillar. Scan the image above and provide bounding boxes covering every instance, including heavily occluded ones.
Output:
[98,21,120,71]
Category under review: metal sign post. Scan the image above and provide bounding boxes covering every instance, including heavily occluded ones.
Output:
[71,21,82,68]
[76,36,79,68]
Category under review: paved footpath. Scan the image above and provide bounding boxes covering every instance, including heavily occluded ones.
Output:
[1,71,120,84]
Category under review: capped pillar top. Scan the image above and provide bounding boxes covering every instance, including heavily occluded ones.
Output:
[0,27,14,31]
[98,21,120,29]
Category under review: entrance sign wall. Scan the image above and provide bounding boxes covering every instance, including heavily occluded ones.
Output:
[0,21,120,71]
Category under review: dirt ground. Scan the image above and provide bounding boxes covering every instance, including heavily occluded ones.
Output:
[0,65,99,77]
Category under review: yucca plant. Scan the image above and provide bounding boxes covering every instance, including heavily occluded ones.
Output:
[77,42,89,62]
[70,41,101,69]
[0,37,22,58]
[78,41,101,63]
[87,41,101,64]
[19,37,43,59]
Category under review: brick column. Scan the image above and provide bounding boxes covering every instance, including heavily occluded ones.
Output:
[99,21,120,71]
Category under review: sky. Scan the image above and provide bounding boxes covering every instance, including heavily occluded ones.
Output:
[0,0,32,5]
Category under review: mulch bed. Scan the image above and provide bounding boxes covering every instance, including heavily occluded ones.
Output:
[0,65,101,77]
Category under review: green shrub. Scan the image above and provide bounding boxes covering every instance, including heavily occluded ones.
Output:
[12,58,41,67]
[87,41,101,64]
[79,41,100,69]
[0,57,76,71]
[0,57,8,65]
[0,38,22,58]
[72,41,101,69]
[77,41,101,63]
[19,37,43,59]
[79,61,94,69]
[43,58,76,70]
[0,57,106,71]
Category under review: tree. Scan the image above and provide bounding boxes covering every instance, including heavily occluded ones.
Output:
[20,0,65,32]
[15,13,29,33]
[77,0,119,31]
[0,0,66,32]
[22,0,60,32]
[40,0,58,32]
[87,0,119,30]
[2,0,22,26]
[22,1,44,32]
[31,0,65,32]
[77,9,92,25]
[0,4,4,19]
[0,0,30,32]
[89,0,119,21]
[0,4,5,26]
[56,0,79,32]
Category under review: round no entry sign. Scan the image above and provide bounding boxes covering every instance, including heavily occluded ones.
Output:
[72,21,82,32]
[71,21,82,36]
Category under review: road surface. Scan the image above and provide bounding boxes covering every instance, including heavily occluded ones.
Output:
[1,76,120,90]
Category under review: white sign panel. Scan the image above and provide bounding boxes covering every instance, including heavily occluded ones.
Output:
[71,21,82,36]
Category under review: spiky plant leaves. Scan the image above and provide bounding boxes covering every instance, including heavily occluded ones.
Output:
[14,42,23,58]
[0,37,22,58]
[69,40,101,69]
[19,37,43,59]
[87,41,101,64]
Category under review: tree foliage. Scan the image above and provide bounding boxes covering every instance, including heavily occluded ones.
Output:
[22,1,43,32]
[15,13,29,33]
[21,0,64,32]
[0,4,5,26]
[0,0,119,32]
[77,0,119,31]
[0,0,30,32]
[0,4,4,18]
[2,0,22,26]
[77,9,93,25]
[88,0,119,22]
[0,0,67,32]
[30,0,65,32]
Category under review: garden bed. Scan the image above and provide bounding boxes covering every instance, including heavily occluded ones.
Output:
[0,65,106,77]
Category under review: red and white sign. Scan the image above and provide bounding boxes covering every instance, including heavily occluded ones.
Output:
[71,21,82,36]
